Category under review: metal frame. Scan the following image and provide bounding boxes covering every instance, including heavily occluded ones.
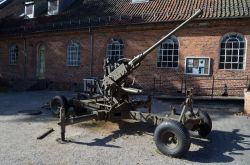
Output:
[58,88,202,142]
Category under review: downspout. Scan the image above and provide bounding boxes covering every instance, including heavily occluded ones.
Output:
[23,35,27,80]
[89,27,93,76]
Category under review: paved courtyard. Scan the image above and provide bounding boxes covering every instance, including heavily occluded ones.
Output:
[0,91,250,165]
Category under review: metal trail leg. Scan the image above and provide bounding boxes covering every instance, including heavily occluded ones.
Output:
[60,107,66,141]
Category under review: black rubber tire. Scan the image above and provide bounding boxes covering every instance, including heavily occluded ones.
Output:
[154,120,191,158]
[50,95,68,117]
[198,111,212,138]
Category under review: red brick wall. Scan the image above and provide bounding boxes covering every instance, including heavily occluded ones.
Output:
[0,18,249,95]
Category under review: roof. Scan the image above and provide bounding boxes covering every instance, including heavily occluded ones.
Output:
[65,0,250,21]
[0,0,250,35]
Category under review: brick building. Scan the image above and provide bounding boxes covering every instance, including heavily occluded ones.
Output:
[0,0,250,96]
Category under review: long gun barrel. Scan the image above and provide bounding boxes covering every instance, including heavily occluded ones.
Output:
[128,9,202,68]
[102,9,202,90]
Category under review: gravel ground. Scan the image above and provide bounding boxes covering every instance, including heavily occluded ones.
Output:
[0,91,250,165]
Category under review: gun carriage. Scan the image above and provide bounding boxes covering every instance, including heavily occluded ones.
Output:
[50,9,212,158]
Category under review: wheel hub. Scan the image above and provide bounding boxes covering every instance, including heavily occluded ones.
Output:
[163,132,178,149]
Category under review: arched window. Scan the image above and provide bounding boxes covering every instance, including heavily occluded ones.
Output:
[219,33,246,70]
[157,36,179,68]
[67,40,80,66]
[9,44,18,65]
[106,38,124,62]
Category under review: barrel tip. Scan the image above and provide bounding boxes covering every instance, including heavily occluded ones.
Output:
[196,9,203,15]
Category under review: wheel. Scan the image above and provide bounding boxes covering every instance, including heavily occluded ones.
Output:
[50,96,68,117]
[198,111,212,138]
[154,120,191,158]
[68,95,88,115]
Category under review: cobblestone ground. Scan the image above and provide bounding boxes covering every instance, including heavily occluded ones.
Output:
[0,91,249,165]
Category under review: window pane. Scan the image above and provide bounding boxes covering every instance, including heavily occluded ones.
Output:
[220,56,225,62]
[240,42,245,48]
[174,43,179,49]
[168,44,173,49]
[232,50,238,55]
[226,56,231,62]
[173,56,178,61]
[163,56,167,61]
[239,63,243,69]
[239,56,243,62]
[167,62,173,67]
[173,62,178,67]
[226,49,232,55]
[233,42,239,48]
[225,63,231,69]
[232,56,238,62]
[167,56,172,61]
[232,63,238,69]
[226,42,232,48]
[162,62,167,67]
[221,43,225,48]
[220,49,225,55]
[174,50,178,55]
[239,49,244,55]
[219,63,224,69]
[186,67,192,73]
[162,44,168,49]
[167,50,173,55]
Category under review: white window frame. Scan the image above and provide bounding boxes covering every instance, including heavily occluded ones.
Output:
[66,40,80,67]
[106,38,124,62]
[184,57,211,76]
[219,33,246,70]
[157,36,179,68]
[48,0,59,16]
[131,0,149,4]
[25,1,34,18]
[9,45,18,65]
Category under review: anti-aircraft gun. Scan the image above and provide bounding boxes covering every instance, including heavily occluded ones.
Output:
[50,9,212,158]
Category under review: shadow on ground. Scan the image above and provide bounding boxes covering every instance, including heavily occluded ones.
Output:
[66,120,155,148]
[67,121,250,163]
[185,129,250,163]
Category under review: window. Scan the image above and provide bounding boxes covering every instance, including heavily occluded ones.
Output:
[25,1,34,18]
[37,44,46,78]
[67,40,80,66]
[219,33,246,70]
[157,36,179,68]
[9,44,18,65]
[132,0,149,3]
[106,38,124,62]
[48,0,59,15]
[185,57,211,75]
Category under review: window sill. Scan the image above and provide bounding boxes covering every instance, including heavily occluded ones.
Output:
[156,66,179,69]
[218,69,245,72]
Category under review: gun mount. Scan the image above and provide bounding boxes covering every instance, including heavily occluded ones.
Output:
[50,9,212,158]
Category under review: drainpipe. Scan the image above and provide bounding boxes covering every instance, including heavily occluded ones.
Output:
[23,35,27,80]
[89,27,93,76]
